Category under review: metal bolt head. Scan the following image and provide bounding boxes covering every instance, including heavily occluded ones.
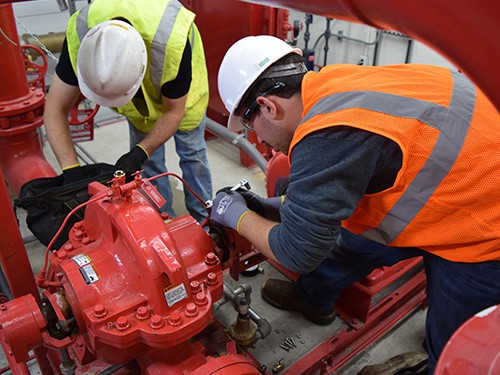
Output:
[116,316,130,331]
[150,314,165,329]
[207,272,218,285]
[205,252,218,265]
[167,312,182,327]
[195,292,208,306]
[190,280,201,293]
[185,303,198,317]
[93,304,107,318]
[136,306,150,320]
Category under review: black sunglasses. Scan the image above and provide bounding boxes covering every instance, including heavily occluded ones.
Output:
[240,82,286,131]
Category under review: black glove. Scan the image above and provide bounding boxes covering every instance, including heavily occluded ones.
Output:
[62,165,85,185]
[217,187,283,222]
[115,145,149,176]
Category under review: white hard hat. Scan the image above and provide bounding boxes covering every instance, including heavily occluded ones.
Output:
[77,20,147,108]
[218,35,302,131]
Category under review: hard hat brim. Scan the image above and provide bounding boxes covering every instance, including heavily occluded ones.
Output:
[79,78,139,108]
[227,113,244,132]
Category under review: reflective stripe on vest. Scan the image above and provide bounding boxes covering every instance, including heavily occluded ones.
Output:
[76,0,182,88]
[299,70,476,244]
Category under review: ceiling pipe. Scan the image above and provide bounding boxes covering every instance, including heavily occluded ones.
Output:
[240,0,500,112]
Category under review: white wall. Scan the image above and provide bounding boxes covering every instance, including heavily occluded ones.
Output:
[287,10,457,70]
[12,0,88,81]
[13,0,72,35]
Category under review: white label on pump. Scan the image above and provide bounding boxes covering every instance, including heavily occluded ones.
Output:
[79,264,99,285]
[164,284,187,307]
[71,254,92,267]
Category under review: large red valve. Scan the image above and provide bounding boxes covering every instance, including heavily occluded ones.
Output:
[20,44,47,93]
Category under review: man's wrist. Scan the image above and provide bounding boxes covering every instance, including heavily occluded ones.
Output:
[236,210,253,233]
[62,163,80,171]
[136,144,150,158]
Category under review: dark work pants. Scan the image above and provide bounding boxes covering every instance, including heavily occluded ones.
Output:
[294,228,500,373]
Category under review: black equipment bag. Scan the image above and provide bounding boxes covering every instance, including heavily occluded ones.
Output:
[14,163,116,250]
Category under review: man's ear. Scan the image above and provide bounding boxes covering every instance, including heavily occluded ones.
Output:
[256,96,277,118]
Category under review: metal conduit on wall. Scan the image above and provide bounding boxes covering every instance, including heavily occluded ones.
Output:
[72,118,268,172]
[206,118,268,173]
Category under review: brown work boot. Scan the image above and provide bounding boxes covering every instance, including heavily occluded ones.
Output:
[261,278,336,325]
[357,352,428,375]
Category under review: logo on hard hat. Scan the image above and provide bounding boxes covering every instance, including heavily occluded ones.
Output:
[258,57,270,67]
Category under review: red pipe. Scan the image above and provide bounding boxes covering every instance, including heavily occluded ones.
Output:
[243,0,500,113]
[0,5,27,102]
[0,129,56,196]
[0,5,56,373]
[0,167,54,374]
[0,4,56,196]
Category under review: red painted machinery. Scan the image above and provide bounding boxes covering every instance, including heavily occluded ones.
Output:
[435,304,500,374]
[0,173,262,374]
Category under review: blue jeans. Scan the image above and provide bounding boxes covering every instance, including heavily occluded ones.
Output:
[128,117,212,223]
[294,228,500,373]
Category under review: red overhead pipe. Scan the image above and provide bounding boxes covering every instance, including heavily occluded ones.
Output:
[242,0,500,113]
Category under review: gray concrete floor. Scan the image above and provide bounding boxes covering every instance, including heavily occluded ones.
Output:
[4,111,427,374]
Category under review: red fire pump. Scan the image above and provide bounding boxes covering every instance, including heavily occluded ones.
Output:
[0,173,262,374]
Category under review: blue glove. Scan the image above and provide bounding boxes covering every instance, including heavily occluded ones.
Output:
[211,191,252,232]
[217,187,283,221]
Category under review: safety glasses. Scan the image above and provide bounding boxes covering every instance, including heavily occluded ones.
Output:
[240,82,285,131]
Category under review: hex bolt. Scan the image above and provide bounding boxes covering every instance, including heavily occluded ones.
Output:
[150,314,165,329]
[207,272,218,286]
[93,304,107,319]
[185,303,198,317]
[81,237,91,246]
[296,334,302,339]
[205,252,218,265]
[57,249,68,261]
[190,280,202,293]
[63,244,74,252]
[116,316,130,331]
[135,306,150,320]
[74,230,84,240]
[167,312,182,327]
[195,292,208,306]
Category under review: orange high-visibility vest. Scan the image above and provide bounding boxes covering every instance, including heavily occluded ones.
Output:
[290,64,500,262]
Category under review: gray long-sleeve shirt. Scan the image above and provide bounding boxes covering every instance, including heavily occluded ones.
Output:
[268,126,402,274]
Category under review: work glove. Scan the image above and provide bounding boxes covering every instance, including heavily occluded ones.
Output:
[217,187,283,222]
[62,164,85,185]
[115,145,149,177]
[211,191,252,232]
